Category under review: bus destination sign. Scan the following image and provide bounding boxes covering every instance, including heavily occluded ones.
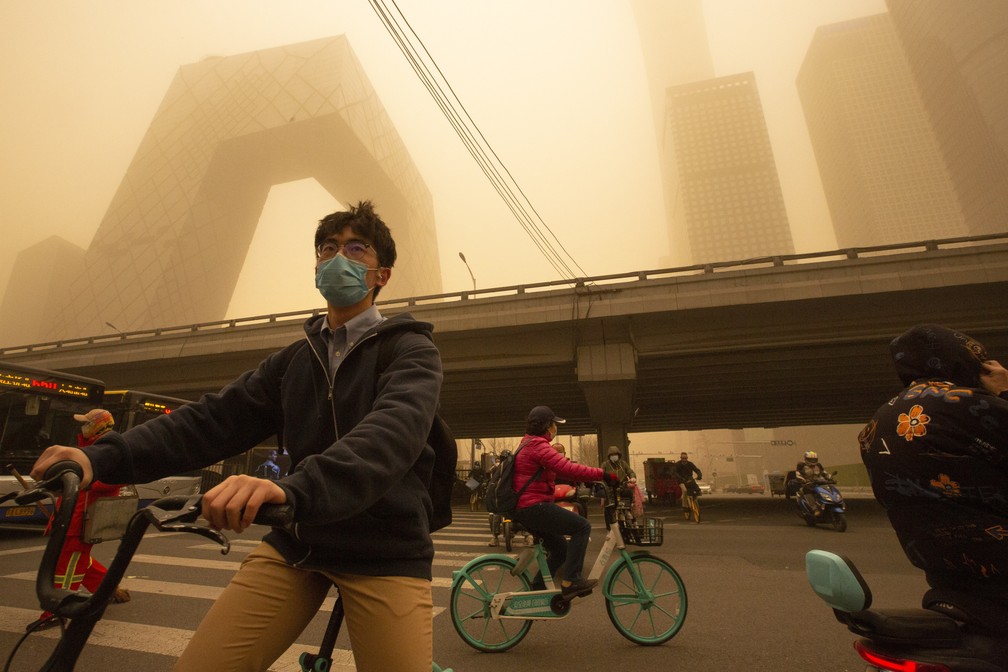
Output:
[0,367,103,401]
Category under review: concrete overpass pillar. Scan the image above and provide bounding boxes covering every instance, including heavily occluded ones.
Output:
[577,340,637,466]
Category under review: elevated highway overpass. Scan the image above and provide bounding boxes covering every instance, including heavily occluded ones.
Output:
[3,235,1007,450]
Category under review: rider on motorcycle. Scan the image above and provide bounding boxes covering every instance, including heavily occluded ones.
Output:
[860,324,1008,616]
[671,452,703,508]
[793,451,830,514]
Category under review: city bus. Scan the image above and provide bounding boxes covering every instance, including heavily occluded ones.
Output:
[99,389,202,508]
[0,362,200,528]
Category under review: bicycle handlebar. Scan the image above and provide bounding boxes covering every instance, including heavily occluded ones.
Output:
[21,461,294,620]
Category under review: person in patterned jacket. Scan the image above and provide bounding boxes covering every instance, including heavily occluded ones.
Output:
[860,324,1008,611]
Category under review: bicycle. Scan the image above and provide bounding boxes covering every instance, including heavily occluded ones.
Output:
[449,481,687,651]
[488,511,531,552]
[3,461,452,672]
[469,479,486,512]
[679,478,701,524]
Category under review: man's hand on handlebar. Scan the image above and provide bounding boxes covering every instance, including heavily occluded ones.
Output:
[30,445,94,488]
[202,474,287,534]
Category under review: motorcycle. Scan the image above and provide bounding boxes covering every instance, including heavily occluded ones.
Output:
[806,549,1008,671]
[794,473,847,532]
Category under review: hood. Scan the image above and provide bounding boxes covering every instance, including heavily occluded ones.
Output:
[889,324,988,387]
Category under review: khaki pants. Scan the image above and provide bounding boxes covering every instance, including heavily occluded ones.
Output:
[174,543,432,672]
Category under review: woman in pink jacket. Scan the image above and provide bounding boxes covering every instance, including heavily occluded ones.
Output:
[511,406,618,598]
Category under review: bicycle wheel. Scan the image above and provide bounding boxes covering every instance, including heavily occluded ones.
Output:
[681,496,692,521]
[605,553,687,645]
[450,556,533,652]
[690,496,700,524]
[503,520,513,552]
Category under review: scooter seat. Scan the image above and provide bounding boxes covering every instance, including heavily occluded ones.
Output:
[843,608,962,648]
[923,588,1008,636]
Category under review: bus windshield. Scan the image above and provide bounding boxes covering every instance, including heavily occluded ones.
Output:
[0,362,104,475]
[0,365,202,528]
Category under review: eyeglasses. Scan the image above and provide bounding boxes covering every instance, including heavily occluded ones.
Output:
[316,238,373,261]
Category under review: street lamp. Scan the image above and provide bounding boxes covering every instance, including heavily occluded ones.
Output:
[458,252,476,292]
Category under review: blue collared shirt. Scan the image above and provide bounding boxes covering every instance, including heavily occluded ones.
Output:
[320,305,385,375]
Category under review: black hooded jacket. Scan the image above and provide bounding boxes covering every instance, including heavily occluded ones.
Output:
[84,312,443,579]
[860,325,1008,596]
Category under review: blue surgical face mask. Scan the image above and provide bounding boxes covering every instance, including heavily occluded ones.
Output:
[315,254,378,307]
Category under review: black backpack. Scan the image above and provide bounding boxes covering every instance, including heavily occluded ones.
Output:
[485,440,542,514]
[377,332,457,532]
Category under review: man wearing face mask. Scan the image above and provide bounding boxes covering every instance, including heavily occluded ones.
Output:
[32,201,444,672]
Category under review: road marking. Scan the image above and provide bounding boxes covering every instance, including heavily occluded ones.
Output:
[0,605,357,671]
[0,544,44,557]
[5,572,452,600]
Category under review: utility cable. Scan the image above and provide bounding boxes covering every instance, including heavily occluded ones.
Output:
[368,0,589,281]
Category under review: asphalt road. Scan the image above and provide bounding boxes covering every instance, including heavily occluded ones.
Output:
[0,493,927,671]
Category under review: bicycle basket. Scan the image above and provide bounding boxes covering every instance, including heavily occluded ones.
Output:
[619,516,663,547]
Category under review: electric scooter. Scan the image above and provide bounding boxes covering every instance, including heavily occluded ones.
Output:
[806,550,1008,671]
[795,474,847,532]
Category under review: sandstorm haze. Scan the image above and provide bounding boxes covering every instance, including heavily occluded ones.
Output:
[1,0,888,339]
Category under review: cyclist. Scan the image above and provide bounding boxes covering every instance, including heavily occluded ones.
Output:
[671,452,703,509]
[32,201,444,672]
[511,406,619,597]
[602,445,641,510]
[860,324,1008,613]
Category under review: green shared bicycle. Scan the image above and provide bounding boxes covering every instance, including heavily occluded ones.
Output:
[449,481,687,652]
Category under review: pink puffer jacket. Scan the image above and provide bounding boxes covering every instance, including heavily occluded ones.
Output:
[513,434,604,509]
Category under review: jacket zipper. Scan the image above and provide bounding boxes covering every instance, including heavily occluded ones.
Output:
[294,329,380,562]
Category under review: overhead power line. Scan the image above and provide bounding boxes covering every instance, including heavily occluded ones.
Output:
[368,0,588,282]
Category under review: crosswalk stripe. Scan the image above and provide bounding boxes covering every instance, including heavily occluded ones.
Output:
[0,606,356,672]
[0,544,45,557]
[4,571,454,600]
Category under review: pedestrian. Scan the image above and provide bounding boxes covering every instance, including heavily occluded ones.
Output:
[27,409,131,632]
[254,449,281,480]
[32,201,444,672]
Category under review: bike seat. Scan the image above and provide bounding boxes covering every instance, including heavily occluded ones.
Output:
[843,608,962,648]
[924,588,1008,636]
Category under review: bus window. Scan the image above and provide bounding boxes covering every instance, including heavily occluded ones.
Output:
[100,390,202,506]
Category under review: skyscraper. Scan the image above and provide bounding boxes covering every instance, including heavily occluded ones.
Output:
[797,13,965,247]
[629,0,715,266]
[886,0,1008,236]
[0,36,441,346]
[665,73,794,263]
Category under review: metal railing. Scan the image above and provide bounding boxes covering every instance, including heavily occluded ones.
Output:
[2,232,1005,357]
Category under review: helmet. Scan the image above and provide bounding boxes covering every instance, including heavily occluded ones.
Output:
[803,451,818,464]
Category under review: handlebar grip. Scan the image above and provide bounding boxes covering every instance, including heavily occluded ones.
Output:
[253,503,294,529]
[43,459,84,483]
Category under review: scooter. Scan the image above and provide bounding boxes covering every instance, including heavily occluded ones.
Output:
[554,483,589,518]
[806,550,1008,671]
[795,474,847,532]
